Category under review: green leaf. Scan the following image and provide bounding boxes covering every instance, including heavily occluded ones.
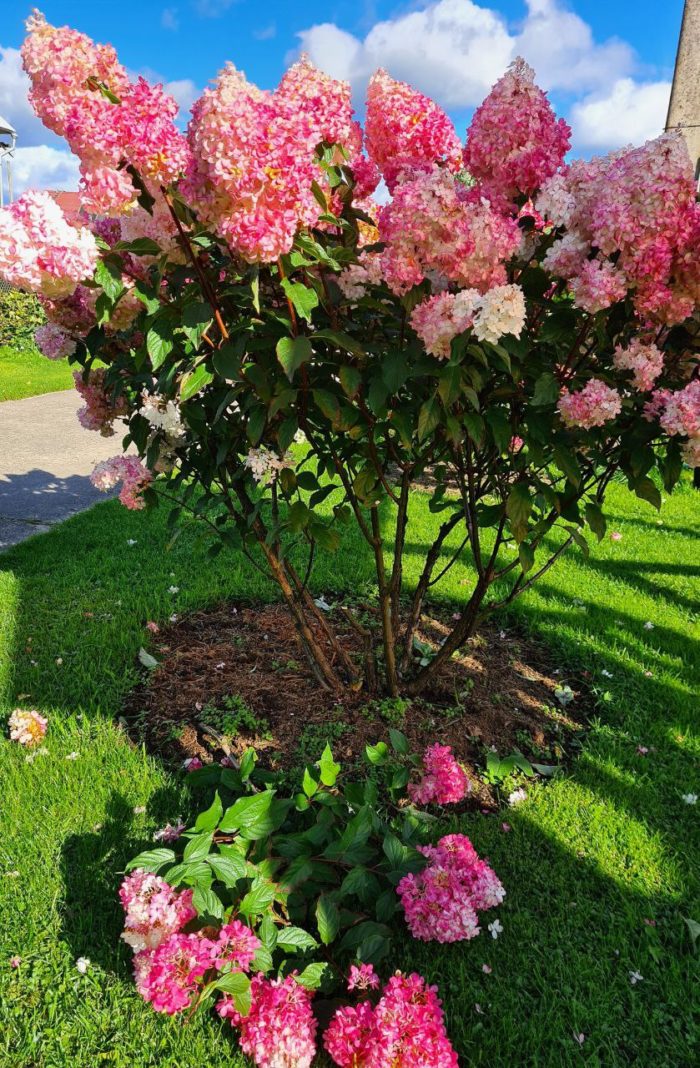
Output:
[219,791,288,840]
[339,365,362,398]
[192,884,224,919]
[125,848,175,873]
[238,878,276,918]
[95,258,125,303]
[518,542,535,573]
[553,445,581,488]
[181,301,213,347]
[113,237,161,256]
[281,279,319,323]
[207,852,247,886]
[313,389,341,424]
[632,475,662,510]
[365,741,389,766]
[183,832,214,862]
[438,364,462,406]
[302,767,318,798]
[486,409,511,453]
[388,728,409,755]
[383,351,409,393]
[247,406,267,446]
[531,372,560,407]
[340,867,381,905]
[506,483,533,542]
[316,894,341,945]
[276,336,313,381]
[276,926,318,952]
[565,525,590,558]
[194,791,223,833]
[375,888,398,923]
[584,501,606,541]
[295,962,332,989]
[216,971,251,1016]
[213,339,245,379]
[339,921,392,963]
[418,396,441,441]
[318,744,341,787]
[146,318,174,369]
[180,364,214,402]
[313,330,366,358]
[463,411,485,446]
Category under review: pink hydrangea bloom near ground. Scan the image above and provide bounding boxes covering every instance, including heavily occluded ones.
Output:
[215,919,261,972]
[119,869,196,952]
[464,58,570,205]
[397,833,504,943]
[8,709,48,747]
[217,973,317,1068]
[133,931,217,1014]
[656,380,700,439]
[74,370,128,437]
[378,166,520,295]
[325,972,459,1067]
[34,323,76,361]
[0,191,98,299]
[90,455,153,509]
[408,744,469,806]
[612,340,664,393]
[347,963,380,991]
[365,69,463,193]
[558,379,622,429]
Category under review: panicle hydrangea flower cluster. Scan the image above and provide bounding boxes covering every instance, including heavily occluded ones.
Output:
[557,378,623,430]
[245,447,294,484]
[8,709,48,747]
[34,322,77,361]
[0,191,98,299]
[217,972,317,1068]
[472,283,526,344]
[336,252,385,302]
[464,58,570,206]
[324,971,459,1067]
[139,393,186,444]
[410,283,525,357]
[364,69,463,193]
[648,380,700,466]
[73,369,128,436]
[397,833,505,943]
[119,869,197,953]
[90,455,153,509]
[379,167,520,295]
[538,132,700,324]
[39,285,97,336]
[407,744,470,805]
[612,339,665,393]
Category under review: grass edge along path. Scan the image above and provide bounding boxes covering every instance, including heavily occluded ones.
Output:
[0,344,74,402]
[0,478,698,1067]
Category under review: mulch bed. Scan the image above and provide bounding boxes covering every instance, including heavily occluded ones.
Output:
[124,599,586,807]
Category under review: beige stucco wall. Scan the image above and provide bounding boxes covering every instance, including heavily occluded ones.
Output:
[666,0,700,173]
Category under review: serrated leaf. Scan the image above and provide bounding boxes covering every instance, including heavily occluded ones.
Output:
[295,962,331,989]
[95,257,124,303]
[281,279,319,323]
[183,831,213,862]
[180,364,214,402]
[388,728,409,754]
[418,396,441,441]
[125,848,175,873]
[318,743,340,787]
[302,767,318,798]
[313,330,366,357]
[584,501,606,541]
[146,319,174,369]
[276,926,318,952]
[194,792,223,833]
[219,791,288,840]
[518,542,535,573]
[506,483,532,542]
[531,372,560,407]
[239,878,276,918]
[207,852,247,886]
[192,884,224,919]
[339,365,361,398]
[365,741,388,765]
[553,445,581,488]
[316,894,340,945]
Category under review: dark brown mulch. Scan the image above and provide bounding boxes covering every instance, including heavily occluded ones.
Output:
[123,600,585,806]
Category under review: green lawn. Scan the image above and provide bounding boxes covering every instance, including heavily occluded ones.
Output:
[0,479,698,1066]
[0,344,75,402]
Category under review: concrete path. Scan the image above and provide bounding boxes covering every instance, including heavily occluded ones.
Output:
[0,390,123,550]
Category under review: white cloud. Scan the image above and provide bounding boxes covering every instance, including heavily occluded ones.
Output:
[570,78,671,150]
[253,23,277,42]
[164,78,199,114]
[161,7,179,31]
[0,46,56,148]
[10,145,80,197]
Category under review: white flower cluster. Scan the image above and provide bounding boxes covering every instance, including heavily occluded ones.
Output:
[536,172,575,228]
[245,447,293,484]
[139,392,186,444]
[472,283,526,345]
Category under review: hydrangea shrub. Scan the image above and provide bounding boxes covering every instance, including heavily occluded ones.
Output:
[3,11,699,701]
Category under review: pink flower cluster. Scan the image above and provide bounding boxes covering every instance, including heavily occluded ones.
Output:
[647,380,700,467]
[410,290,478,358]
[0,191,98,299]
[408,744,470,805]
[397,833,505,943]
[613,340,664,393]
[379,167,520,295]
[90,455,153,509]
[558,378,622,430]
[35,323,77,361]
[22,13,189,214]
[8,709,48,748]
[73,370,128,436]
[119,868,197,953]
[324,971,459,1067]
[539,132,700,324]
[218,972,317,1068]
[39,285,97,336]
[464,58,571,206]
[365,69,463,193]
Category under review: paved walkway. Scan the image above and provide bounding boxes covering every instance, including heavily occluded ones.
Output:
[0,390,123,550]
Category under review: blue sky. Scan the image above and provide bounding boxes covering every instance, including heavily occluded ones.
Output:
[0,0,686,194]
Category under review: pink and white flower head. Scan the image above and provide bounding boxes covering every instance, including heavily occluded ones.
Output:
[90,455,152,510]
[613,340,664,393]
[408,744,470,806]
[215,919,261,972]
[397,833,504,943]
[119,869,196,953]
[472,283,526,344]
[183,756,203,771]
[365,69,463,193]
[74,370,128,437]
[217,973,317,1068]
[558,379,622,430]
[8,709,48,748]
[324,971,459,1067]
[410,290,479,359]
[34,323,76,361]
[464,58,570,206]
[0,191,98,299]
